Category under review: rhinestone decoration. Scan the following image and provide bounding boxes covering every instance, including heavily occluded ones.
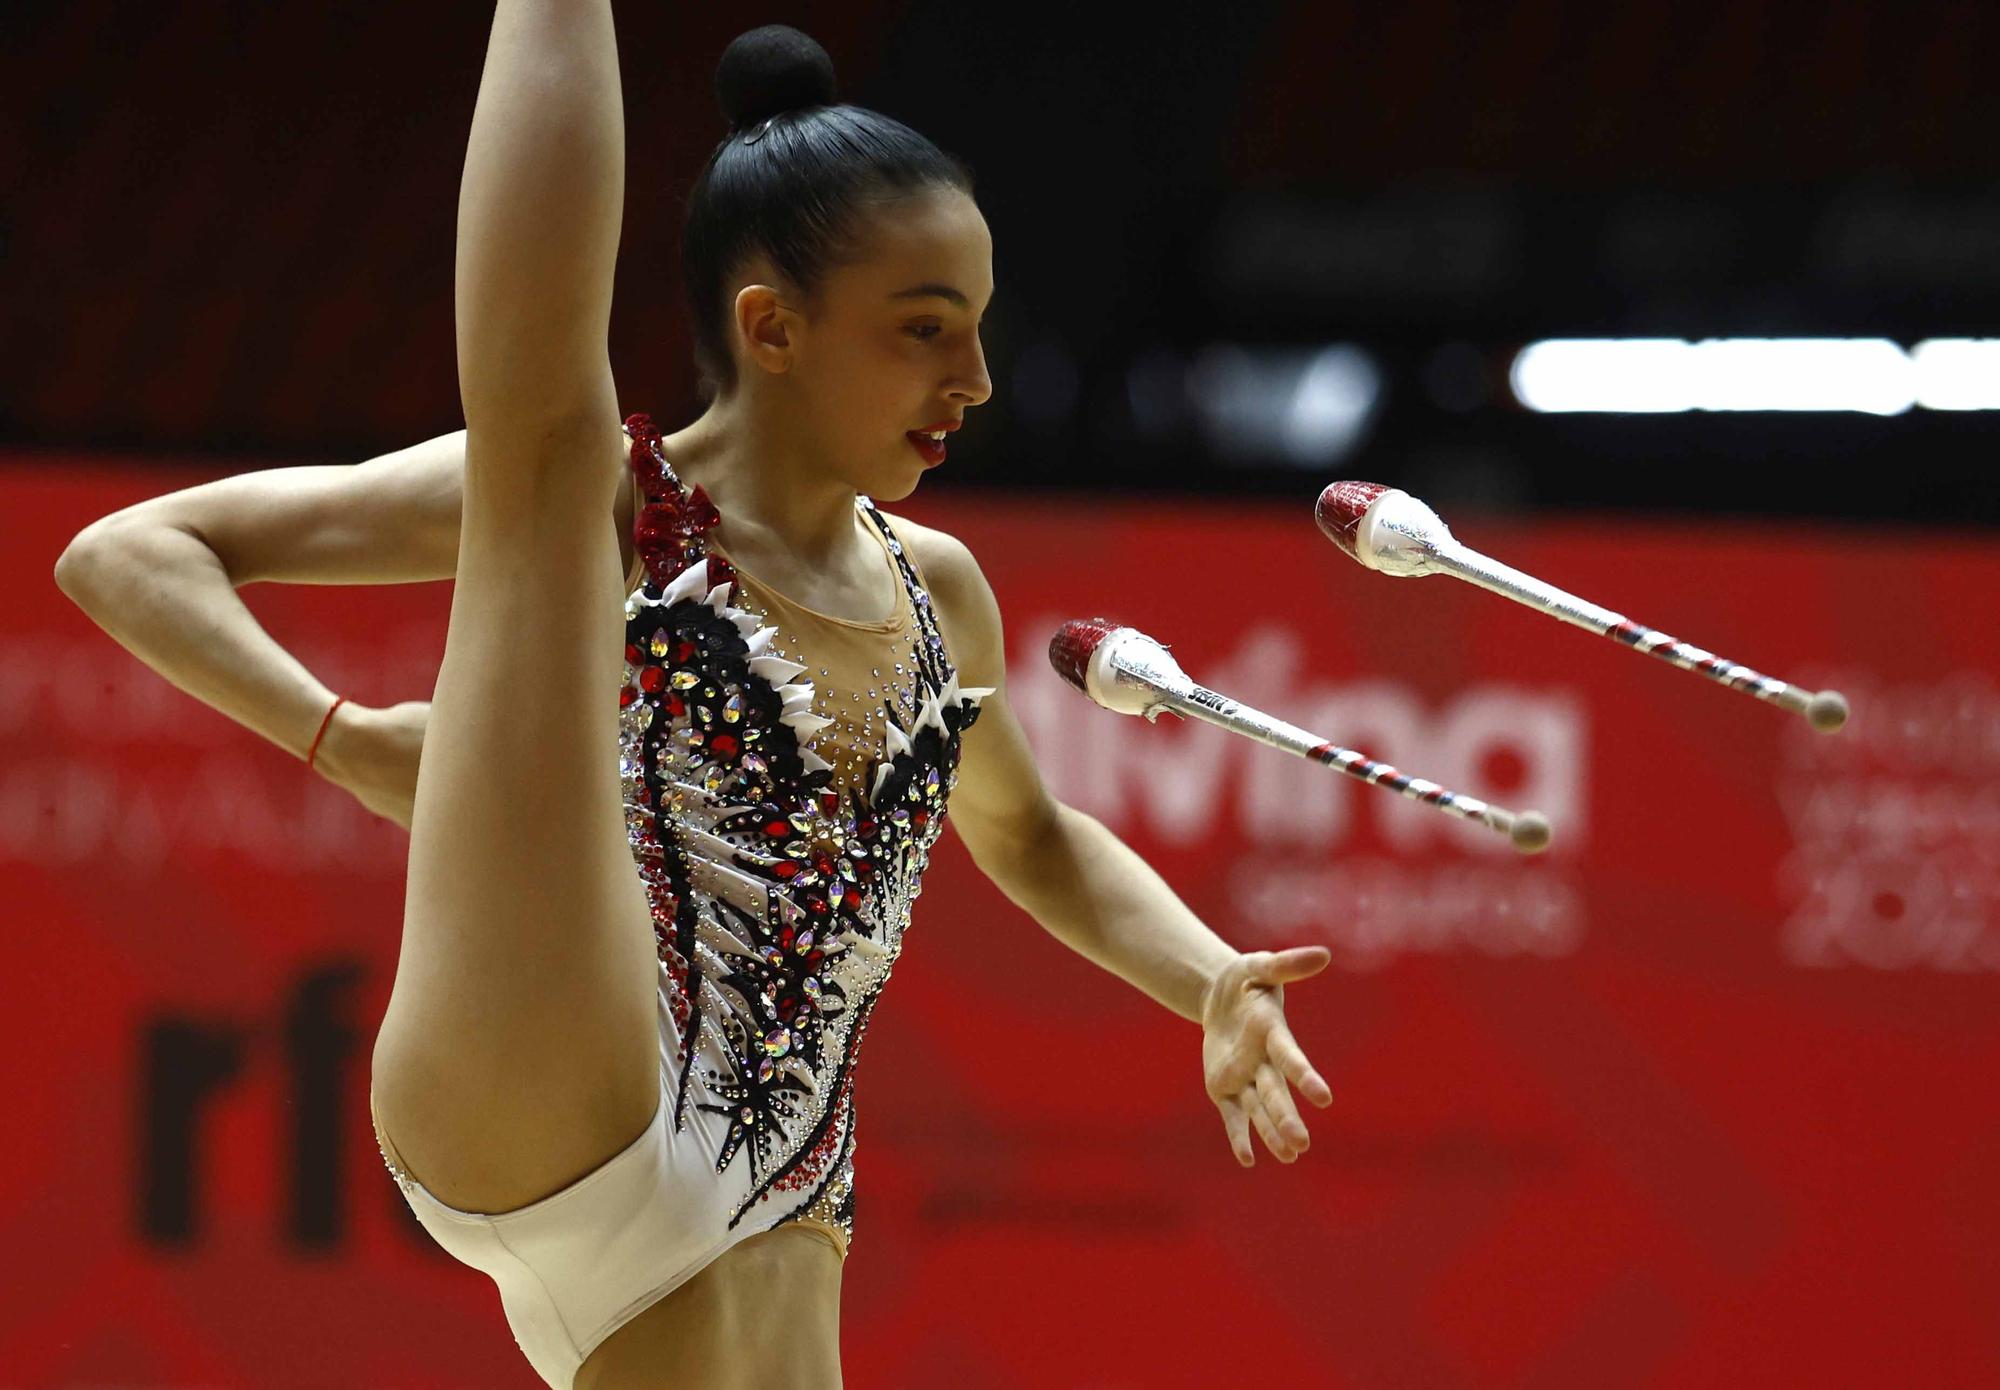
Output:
[612,414,989,1239]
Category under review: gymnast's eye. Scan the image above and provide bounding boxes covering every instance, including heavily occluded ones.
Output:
[904,323,942,341]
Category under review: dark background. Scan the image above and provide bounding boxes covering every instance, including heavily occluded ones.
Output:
[7,0,1999,525]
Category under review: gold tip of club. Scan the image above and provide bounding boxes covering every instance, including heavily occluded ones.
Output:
[1805,689,1850,733]
[1508,810,1553,854]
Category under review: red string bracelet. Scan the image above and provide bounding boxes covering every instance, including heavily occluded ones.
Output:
[306,695,348,771]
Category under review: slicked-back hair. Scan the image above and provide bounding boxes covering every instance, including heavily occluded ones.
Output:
[682,104,975,397]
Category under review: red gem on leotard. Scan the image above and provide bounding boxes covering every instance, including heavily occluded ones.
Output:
[710,733,740,760]
[639,666,666,693]
[635,502,679,550]
[649,491,718,543]
[619,686,638,707]
[623,415,681,506]
[632,480,726,591]
[680,486,722,534]
[773,861,800,880]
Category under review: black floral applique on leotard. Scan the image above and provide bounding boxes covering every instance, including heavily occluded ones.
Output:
[616,413,988,1233]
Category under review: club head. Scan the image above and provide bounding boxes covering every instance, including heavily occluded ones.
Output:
[1316,481,1454,577]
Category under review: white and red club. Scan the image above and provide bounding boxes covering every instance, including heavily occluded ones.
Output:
[1048,619,1553,854]
[1314,482,1851,733]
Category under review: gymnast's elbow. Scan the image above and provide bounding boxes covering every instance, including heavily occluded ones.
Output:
[53,517,121,608]
[55,511,206,614]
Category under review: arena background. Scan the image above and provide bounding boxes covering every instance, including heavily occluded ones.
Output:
[4,2,1998,1386]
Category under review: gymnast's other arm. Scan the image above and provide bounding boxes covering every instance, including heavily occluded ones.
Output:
[52,431,623,829]
[899,519,1336,1168]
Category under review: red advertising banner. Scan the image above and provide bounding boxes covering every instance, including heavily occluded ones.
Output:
[3,459,1997,1387]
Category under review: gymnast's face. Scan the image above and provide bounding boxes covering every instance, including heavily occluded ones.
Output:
[746,186,995,502]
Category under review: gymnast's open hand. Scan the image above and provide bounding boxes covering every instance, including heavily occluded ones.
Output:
[1199,946,1335,1166]
[312,699,430,831]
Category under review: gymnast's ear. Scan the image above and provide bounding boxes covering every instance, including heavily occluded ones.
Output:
[732,282,796,377]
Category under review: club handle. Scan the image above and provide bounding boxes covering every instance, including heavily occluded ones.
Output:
[1164,682,1552,855]
[1432,543,1849,734]
[1433,542,1626,635]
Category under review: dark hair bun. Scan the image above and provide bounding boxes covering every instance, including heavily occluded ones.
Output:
[715,26,837,132]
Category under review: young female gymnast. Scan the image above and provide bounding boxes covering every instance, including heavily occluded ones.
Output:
[55,18,1335,1388]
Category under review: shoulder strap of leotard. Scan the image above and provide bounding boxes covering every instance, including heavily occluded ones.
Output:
[857,498,955,690]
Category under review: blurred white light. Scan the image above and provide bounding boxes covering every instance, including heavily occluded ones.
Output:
[1511,338,1939,415]
[1699,339,1911,413]
[1510,339,1697,412]
[1911,339,2000,410]
[1188,343,1381,467]
[1284,345,1382,464]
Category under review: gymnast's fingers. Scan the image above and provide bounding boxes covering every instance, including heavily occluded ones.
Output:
[1256,1064,1308,1156]
[1245,1089,1295,1164]
[1245,945,1332,988]
[1267,1023,1333,1108]
[1216,1093,1254,1168]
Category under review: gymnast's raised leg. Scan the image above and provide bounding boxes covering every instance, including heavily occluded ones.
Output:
[367,0,659,1232]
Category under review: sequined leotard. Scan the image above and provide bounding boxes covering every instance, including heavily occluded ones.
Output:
[374,417,988,1386]
[616,412,989,1247]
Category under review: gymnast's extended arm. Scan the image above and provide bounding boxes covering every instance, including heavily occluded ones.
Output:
[906,522,1335,1167]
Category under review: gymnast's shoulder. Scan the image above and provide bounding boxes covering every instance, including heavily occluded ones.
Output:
[871,510,1005,679]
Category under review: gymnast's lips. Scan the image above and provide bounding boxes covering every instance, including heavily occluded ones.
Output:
[906,424,955,467]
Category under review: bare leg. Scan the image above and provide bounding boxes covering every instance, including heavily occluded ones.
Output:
[576,1227,845,1390]
[372,426,661,1212]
